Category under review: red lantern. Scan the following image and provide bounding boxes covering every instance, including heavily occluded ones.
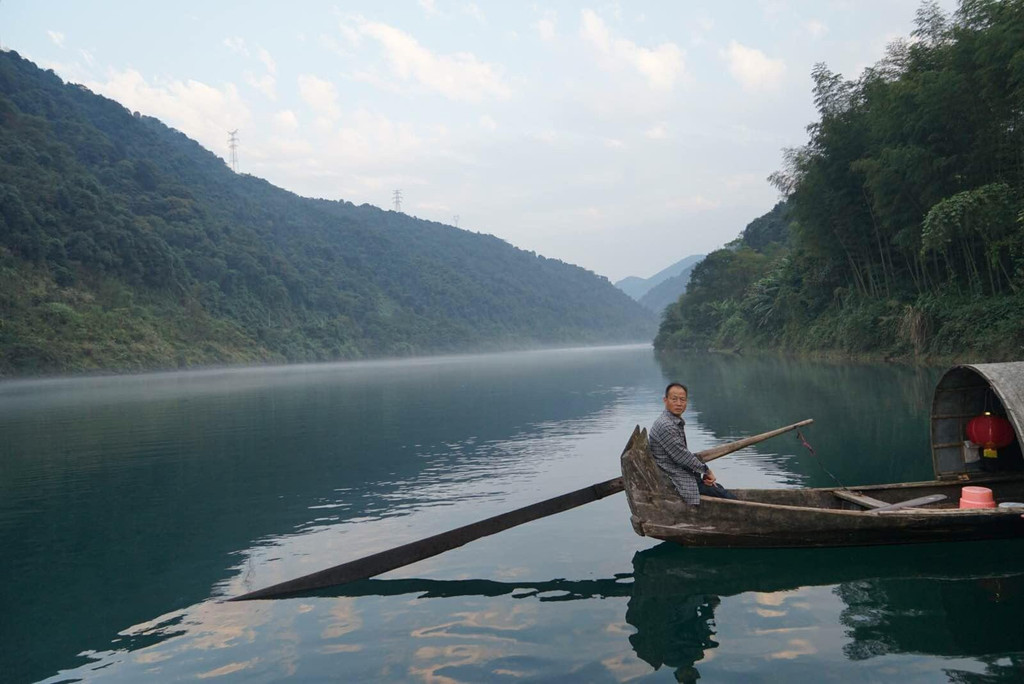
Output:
[966,412,1015,459]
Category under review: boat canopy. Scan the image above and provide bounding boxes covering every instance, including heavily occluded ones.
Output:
[932,362,1024,478]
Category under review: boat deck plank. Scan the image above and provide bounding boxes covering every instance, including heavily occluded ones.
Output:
[833,490,889,508]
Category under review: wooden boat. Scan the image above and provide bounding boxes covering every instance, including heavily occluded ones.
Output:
[234,362,1024,600]
[621,362,1024,548]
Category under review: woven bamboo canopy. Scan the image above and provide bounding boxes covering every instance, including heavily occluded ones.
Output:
[932,362,1024,478]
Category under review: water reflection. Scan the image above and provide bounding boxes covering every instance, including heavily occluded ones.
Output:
[654,353,943,486]
[1,346,664,682]
[627,542,1024,682]
[318,540,1024,683]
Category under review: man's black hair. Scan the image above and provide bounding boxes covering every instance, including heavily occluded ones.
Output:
[664,382,688,397]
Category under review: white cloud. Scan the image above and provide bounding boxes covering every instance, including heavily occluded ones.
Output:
[83,69,252,162]
[245,72,276,99]
[347,67,406,96]
[223,36,249,56]
[38,58,88,83]
[258,48,277,75]
[256,110,444,196]
[80,49,95,67]
[298,74,341,120]
[581,12,611,53]
[691,15,715,46]
[580,10,685,92]
[329,109,434,169]
[243,47,278,99]
[337,23,361,48]
[416,200,452,213]
[319,30,356,61]
[347,20,512,102]
[265,135,314,158]
[532,129,558,144]
[721,41,785,92]
[725,173,759,190]
[479,114,497,131]
[236,112,456,210]
[729,123,778,144]
[536,11,557,41]
[604,138,626,149]
[645,123,669,139]
[47,30,65,48]
[463,3,486,24]
[804,19,828,38]
[273,110,299,130]
[418,0,438,15]
[759,0,789,22]
[667,195,720,212]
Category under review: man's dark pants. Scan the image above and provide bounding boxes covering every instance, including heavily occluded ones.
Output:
[698,481,738,500]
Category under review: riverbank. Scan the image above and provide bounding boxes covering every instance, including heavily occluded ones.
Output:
[656,291,1024,366]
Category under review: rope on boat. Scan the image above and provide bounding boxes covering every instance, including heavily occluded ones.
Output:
[797,429,846,490]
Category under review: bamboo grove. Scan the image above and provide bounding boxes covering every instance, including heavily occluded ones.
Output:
[657,0,1024,360]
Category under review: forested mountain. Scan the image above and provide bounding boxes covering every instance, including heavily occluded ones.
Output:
[655,202,791,351]
[615,254,704,303]
[657,0,1024,361]
[637,258,702,313]
[0,51,655,376]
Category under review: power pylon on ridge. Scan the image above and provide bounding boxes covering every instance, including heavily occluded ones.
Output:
[227,129,239,172]
[452,215,460,228]
[392,189,403,212]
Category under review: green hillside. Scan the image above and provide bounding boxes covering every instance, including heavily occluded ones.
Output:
[656,1,1024,361]
[0,51,654,376]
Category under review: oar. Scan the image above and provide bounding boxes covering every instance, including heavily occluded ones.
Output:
[229,418,813,601]
[697,418,814,463]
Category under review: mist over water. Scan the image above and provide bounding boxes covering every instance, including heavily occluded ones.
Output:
[2,347,1020,683]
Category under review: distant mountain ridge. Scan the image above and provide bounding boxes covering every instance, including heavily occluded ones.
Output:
[615,254,704,311]
[0,51,655,375]
[614,275,653,300]
[638,260,701,313]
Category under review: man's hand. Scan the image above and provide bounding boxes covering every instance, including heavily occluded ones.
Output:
[703,469,716,485]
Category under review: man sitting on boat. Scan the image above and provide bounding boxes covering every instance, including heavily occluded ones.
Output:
[649,383,737,505]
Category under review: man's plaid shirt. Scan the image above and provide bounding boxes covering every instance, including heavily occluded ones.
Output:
[649,409,710,505]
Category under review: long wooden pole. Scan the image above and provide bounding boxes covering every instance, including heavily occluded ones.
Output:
[230,418,813,601]
[700,418,814,463]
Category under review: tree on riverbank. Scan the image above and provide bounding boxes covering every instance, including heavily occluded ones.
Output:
[657,0,1024,361]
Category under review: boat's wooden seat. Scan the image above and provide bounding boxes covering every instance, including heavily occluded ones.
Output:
[834,490,947,511]
[833,490,888,508]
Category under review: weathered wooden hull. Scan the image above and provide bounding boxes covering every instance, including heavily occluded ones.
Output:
[621,426,1024,548]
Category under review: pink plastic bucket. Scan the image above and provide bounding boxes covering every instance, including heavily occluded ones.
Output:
[960,486,996,509]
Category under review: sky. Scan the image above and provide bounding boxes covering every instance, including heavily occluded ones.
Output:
[3,1,958,282]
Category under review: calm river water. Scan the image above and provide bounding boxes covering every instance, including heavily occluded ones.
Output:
[1,346,1022,683]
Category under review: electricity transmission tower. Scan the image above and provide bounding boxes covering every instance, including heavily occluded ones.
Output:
[452,214,460,228]
[392,189,403,212]
[227,129,239,172]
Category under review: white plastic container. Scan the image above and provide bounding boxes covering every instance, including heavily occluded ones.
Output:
[962,440,981,464]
